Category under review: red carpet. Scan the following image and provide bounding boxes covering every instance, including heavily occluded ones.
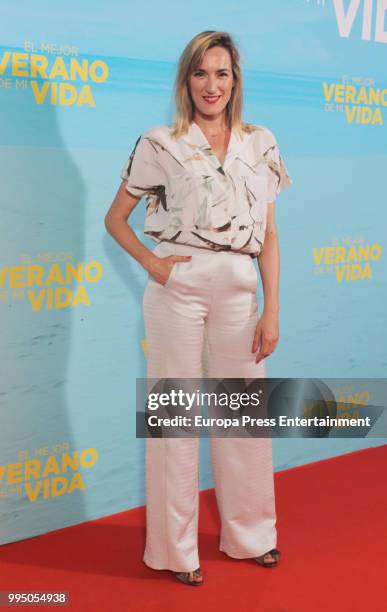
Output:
[0,445,386,612]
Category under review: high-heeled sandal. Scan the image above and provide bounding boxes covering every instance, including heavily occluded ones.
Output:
[255,548,281,568]
[173,567,203,586]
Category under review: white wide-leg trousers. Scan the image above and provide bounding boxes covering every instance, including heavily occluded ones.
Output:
[142,241,277,572]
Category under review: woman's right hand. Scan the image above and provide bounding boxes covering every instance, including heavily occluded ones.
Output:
[148,254,192,286]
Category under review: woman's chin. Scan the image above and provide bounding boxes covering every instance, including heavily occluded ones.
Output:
[195,104,227,118]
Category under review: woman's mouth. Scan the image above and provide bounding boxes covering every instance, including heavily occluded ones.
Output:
[203,95,221,105]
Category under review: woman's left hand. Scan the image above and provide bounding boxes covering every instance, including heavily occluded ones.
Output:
[251,309,279,364]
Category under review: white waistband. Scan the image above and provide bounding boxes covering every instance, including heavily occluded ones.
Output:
[153,241,251,258]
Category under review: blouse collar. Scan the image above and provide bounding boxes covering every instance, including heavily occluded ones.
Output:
[181,120,245,174]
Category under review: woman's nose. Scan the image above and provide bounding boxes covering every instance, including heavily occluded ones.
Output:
[204,77,218,93]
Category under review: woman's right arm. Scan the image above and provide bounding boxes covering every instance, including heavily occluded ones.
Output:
[104,181,191,284]
[104,180,157,272]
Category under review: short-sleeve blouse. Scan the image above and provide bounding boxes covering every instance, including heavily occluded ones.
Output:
[120,121,292,257]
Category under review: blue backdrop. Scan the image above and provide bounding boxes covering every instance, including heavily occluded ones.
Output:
[0,0,386,545]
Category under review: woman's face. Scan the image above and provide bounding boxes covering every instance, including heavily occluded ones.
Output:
[188,46,234,120]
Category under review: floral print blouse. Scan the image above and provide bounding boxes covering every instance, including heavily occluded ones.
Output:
[120,121,292,257]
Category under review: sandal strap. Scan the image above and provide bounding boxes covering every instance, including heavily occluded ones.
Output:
[255,550,279,566]
[175,567,202,583]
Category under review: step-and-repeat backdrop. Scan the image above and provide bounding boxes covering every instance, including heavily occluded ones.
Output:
[1,1,386,545]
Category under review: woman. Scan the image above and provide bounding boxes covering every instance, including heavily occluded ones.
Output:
[105,31,292,586]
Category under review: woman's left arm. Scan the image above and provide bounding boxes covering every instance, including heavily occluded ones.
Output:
[252,202,280,364]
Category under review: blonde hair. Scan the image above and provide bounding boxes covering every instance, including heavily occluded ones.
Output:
[171,31,256,139]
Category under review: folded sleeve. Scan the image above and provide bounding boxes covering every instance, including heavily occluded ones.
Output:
[120,134,166,198]
[265,130,293,203]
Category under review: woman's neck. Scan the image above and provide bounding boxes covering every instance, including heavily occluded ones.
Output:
[193,113,229,137]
